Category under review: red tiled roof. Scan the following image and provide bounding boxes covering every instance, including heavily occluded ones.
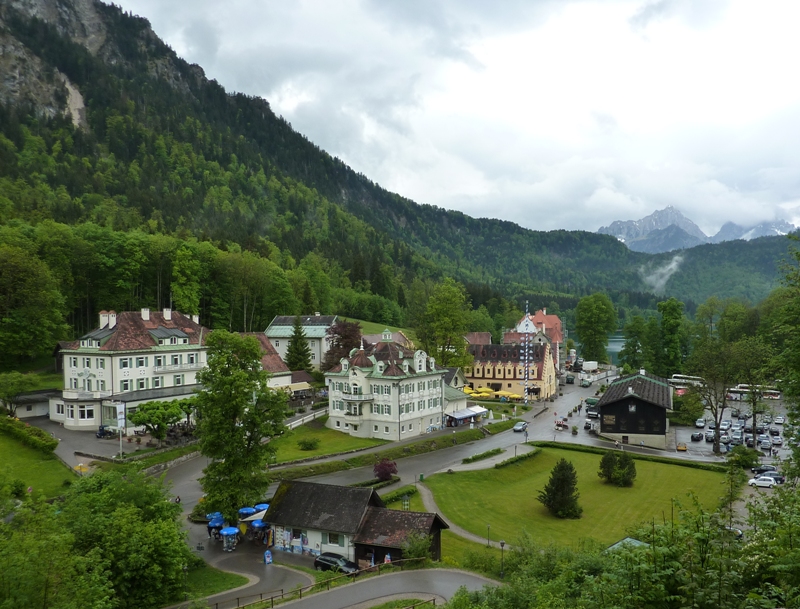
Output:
[291,370,315,384]
[464,332,492,345]
[352,507,448,548]
[468,343,548,364]
[77,311,208,352]
[241,333,290,374]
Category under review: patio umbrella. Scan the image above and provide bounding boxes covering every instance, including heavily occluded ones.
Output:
[220,527,239,536]
[206,511,223,521]
[508,394,522,399]
[462,387,475,393]
[254,503,270,511]
[475,386,491,392]
[494,390,513,396]
[250,519,266,529]
[238,507,256,518]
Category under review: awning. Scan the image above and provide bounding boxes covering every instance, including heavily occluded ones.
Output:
[448,409,478,420]
[286,382,312,393]
[468,405,488,416]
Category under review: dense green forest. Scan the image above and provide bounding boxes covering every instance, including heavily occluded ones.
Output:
[0,1,795,365]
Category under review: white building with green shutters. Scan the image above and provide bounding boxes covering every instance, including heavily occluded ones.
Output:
[324,330,447,440]
[265,314,338,370]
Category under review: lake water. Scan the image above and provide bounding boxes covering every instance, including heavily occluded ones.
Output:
[606,332,624,366]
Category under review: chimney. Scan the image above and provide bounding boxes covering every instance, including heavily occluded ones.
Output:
[639,369,646,376]
[163,308,172,321]
[99,310,109,328]
[628,386,634,394]
[141,308,150,321]
[543,308,546,315]
[108,311,117,329]
[192,314,199,324]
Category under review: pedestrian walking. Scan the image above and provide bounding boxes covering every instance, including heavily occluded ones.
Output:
[614,440,620,449]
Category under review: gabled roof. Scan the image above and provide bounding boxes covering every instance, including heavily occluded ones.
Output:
[464,332,492,345]
[69,311,207,352]
[352,507,448,548]
[266,315,337,339]
[240,333,290,375]
[598,371,672,410]
[363,331,414,350]
[513,310,564,344]
[468,343,548,364]
[266,481,384,534]
[291,370,315,384]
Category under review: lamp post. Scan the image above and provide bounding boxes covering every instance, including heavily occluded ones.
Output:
[500,540,505,579]
[487,524,490,547]
[453,430,456,445]
[182,564,188,600]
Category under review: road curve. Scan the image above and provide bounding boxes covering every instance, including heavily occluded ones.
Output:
[278,569,496,609]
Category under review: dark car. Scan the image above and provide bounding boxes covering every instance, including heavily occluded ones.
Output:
[769,426,780,436]
[752,464,778,475]
[705,430,715,442]
[313,552,358,574]
[691,431,704,441]
[744,423,753,433]
[756,472,785,484]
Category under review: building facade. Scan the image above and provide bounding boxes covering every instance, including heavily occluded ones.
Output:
[325,330,446,440]
[596,370,673,449]
[265,314,337,370]
[503,309,565,371]
[49,309,208,431]
[464,339,558,400]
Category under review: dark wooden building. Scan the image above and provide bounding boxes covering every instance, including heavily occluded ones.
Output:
[596,370,672,449]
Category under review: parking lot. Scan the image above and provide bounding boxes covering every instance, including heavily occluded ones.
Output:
[674,398,792,462]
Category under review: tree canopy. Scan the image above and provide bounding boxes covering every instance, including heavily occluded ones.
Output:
[575,293,616,362]
[285,315,313,372]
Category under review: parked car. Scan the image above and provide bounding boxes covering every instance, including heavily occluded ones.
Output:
[691,431,704,441]
[749,476,776,489]
[708,421,717,430]
[774,415,785,424]
[744,423,753,433]
[752,464,777,475]
[676,442,688,451]
[772,435,783,446]
[756,472,785,484]
[705,430,715,442]
[720,420,732,431]
[769,426,780,436]
[695,418,706,428]
[719,434,732,445]
[313,552,359,574]
[566,375,575,384]
[580,378,592,388]
[762,414,773,424]
[513,421,528,432]
[760,439,773,450]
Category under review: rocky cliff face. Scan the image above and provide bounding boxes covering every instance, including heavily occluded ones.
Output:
[598,206,707,244]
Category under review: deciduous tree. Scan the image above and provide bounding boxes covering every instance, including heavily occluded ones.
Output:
[195,331,286,522]
[321,319,362,371]
[417,278,473,368]
[0,372,36,416]
[128,399,184,447]
[575,293,616,363]
[373,458,398,482]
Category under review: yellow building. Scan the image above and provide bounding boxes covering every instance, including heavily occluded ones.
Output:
[463,338,557,400]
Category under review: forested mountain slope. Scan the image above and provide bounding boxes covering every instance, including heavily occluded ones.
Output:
[0,0,794,335]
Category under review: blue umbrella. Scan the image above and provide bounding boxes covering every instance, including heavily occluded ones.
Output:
[209,518,224,528]
[206,511,223,521]
[220,527,239,536]
[254,503,270,511]
[238,507,256,518]
[250,519,266,529]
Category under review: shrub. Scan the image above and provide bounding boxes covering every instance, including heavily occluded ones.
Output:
[495,450,539,468]
[297,437,320,451]
[382,486,418,505]
[401,532,432,562]
[0,417,58,453]
[598,450,636,486]
[374,458,398,481]
[10,479,25,498]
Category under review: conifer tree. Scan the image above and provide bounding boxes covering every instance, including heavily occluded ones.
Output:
[285,315,313,372]
[538,458,582,519]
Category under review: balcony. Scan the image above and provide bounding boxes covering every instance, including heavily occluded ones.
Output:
[62,390,112,400]
[339,391,374,402]
[343,410,363,418]
[153,362,203,373]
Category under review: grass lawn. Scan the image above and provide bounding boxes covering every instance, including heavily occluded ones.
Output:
[270,416,387,463]
[369,601,427,609]
[340,317,416,342]
[0,435,74,497]
[425,447,727,547]
[184,563,248,599]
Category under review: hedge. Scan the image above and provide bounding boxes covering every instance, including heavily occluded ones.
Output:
[483,419,523,434]
[495,449,539,468]
[0,417,58,453]
[529,441,727,473]
[349,475,400,490]
[463,448,504,464]
[382,486,418,505]
[345,428,484,467]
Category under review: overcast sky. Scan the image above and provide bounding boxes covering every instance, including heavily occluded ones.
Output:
[114,0,800,235]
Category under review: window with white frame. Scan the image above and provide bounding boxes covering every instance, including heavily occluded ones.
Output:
[56,403,64,415]
[401,425,405,432]
[96,358,105,369]
[409,423,413,431]
[174,374,184,386]
[153,376,163,389]
[79,405,94,420]
[371,404,380,414]
[336,420,341,428]
[373,425,378,432]
[69,357,78,368]
[120,379,130,392]
[82,357,92,368]
[98,380,106,391]
[66,405,75,419]
[171,354,182,366]
[311,353,315,361]
[383,404,391,415]
[119,358,132,369]
[384,426,389,434]
[69,378,78,389]
[188,353,197,364]
[136,378,148,390]
[154,355,164,367]
[323,532,344,546]
[136,356,148,368]
[310,340,316,347]
[274,340,280,347]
